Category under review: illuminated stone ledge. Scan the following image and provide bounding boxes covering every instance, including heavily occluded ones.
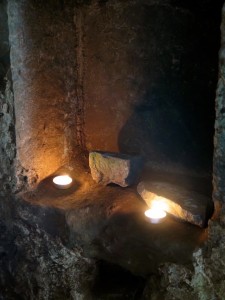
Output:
[137,181,213,227]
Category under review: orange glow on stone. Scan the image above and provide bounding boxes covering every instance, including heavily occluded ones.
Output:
[145,198,167,223]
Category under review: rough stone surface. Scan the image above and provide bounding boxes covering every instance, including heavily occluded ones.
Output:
[141,4,225,299]
[7,0,86,189]
[84,0,220,176]
[1,1,224,299]
[89,151,143,187]
[214,2,225,207]
[0,0,9,90]
[21,169,206,276]
[0,195,97,300]
[142,218,225,300]
[0,179,205,298]
[7,0,221,191]
[0,1,15,194]
[137,181,213,227]
[0,81,16,194]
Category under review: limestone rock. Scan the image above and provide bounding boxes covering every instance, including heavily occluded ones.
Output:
[143,219,225,300]
[0,81,16,194]
[0,199,97,300]
[89,151,143,187]
[137,181,213,227]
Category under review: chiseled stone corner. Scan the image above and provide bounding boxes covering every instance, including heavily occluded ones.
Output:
[89,151,143,187]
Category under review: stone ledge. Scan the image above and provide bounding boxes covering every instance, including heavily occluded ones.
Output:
[137,181,213,227]
[18,169,207,276]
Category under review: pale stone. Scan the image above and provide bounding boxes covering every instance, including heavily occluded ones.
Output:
[89,151,143,187]
[137,181,213,227]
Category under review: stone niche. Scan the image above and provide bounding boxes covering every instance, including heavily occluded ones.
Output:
[6,0,222,188]
[1,0,225,299]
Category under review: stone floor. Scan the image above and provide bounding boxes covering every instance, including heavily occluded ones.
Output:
[20,165,209,276]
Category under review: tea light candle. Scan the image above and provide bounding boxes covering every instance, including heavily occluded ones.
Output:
[145,208,166,224]
[53,175,73,189]
[144,200,167,223]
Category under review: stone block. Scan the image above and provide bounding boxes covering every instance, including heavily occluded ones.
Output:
[89,151,143,187]
[137,181,213,227]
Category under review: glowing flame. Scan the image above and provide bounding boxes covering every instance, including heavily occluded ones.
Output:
[144,196,167,223]
[53,175,72,186]
[144,208,166,219]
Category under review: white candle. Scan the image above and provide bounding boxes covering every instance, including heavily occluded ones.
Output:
[53,175,73,189]
[145,208,166,223]
[144,200,167,223]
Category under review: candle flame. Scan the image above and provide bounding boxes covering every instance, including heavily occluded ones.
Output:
[145,208,167,219]
[53,175,72,185]
[145,196,168,222]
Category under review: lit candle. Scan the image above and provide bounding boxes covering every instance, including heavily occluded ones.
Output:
[53,175,73,189]
[144,200,167,223]
[145,208,166,223]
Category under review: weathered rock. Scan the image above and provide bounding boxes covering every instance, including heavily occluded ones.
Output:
[89,151,143,187]
[21,173,205,276]
[0,80,16,195]
[7,0,85,189]
[137,181,213,227]
[143,218,225,300]
[214,2,225,207]
[142,3,225,299]
[84,0,218,179]
[0,195,98,300]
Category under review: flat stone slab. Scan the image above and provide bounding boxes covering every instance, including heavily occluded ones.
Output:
[89,151,143,187]
[137,181,213,227]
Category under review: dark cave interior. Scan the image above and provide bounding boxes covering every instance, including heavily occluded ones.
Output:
[0,0,225,299]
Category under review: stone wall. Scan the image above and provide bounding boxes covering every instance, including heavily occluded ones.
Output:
[8,0,222,190]
[1,1,225,299]
[7,0,86,188]
[214,2,225,207]
[0,81,16,194]
[83,0,220,176]
[141,4,225,299]
[0,0,16,194]
[0,195,97,300]
[0,0,9,89]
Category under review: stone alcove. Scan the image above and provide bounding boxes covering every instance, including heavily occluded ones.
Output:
[1,0,225,299]
[4,0,222,189]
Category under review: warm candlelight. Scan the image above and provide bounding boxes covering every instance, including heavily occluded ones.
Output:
[53,175,73,189]
[144,200,167,223]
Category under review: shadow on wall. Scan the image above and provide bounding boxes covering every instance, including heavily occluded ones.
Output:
[118,1,222,174]
[0,1,10,90]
